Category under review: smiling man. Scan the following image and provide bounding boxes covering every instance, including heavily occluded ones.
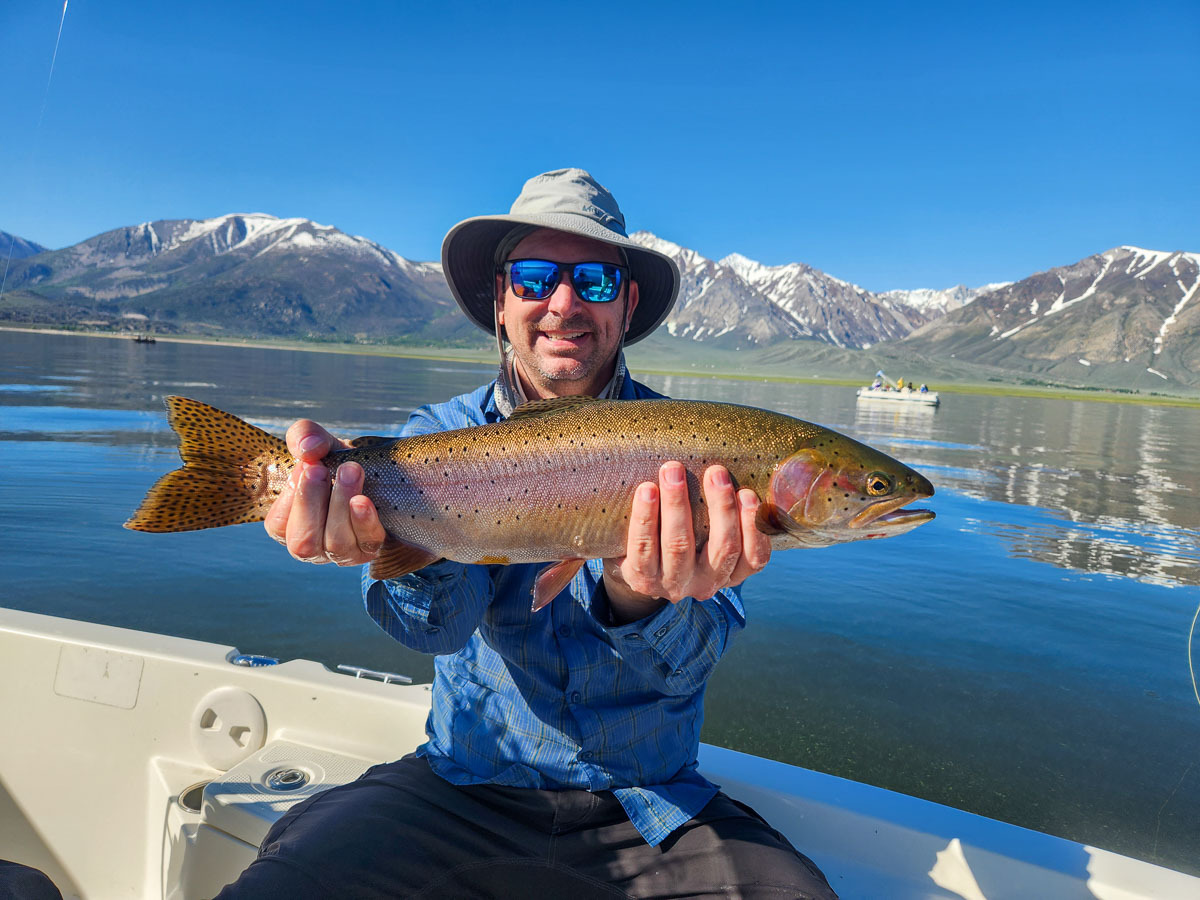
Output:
[497,229,636,397]
[218,170,838,899]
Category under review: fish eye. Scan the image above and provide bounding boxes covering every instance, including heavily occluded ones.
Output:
[865,472,894,496]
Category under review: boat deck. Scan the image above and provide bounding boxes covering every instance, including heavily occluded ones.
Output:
[1,608,1195,898]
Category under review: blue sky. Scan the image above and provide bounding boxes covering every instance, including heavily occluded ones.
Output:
[3,0,1197,292]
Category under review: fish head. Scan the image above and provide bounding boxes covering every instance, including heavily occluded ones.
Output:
[762,433,934,547]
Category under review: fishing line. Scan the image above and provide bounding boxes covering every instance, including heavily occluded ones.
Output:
[1149,598,1200,860]
[1189,598,1200,711]
[39,1,71,132]
[1,0,70,302]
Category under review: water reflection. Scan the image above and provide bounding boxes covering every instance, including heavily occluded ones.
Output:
[853,398,938,442]
[5,334,1198,591]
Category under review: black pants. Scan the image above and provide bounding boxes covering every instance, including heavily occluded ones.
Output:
[215,755,838,899]
[0,861,63,900]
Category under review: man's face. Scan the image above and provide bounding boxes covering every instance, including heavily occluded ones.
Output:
[496,229,639,399]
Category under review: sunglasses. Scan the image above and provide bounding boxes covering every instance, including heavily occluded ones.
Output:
[502,259,628,304]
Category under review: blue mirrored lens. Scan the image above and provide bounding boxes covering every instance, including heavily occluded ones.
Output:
[508,260,560,299]
[572,263,621,303]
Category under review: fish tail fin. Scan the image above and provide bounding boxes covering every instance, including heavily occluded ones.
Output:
[125,396,294,533]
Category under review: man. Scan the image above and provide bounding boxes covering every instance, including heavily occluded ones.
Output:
[220,169,837,899]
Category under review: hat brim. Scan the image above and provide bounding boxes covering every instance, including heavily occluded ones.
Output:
[441,213,679,345]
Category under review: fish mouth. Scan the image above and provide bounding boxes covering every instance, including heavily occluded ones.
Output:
[849,495,935,530]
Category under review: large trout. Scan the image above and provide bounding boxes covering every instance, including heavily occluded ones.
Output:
[127,395,934,610]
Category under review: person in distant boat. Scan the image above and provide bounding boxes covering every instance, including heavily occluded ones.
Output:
[897,377,905,390]
[215,170,838,899]
[920,384,929,394]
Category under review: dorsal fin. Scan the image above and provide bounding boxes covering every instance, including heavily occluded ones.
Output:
[506,396,598,420]
[348,435,395,449]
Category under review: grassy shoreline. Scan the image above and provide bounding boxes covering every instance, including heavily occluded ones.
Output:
[6,325,1199,409]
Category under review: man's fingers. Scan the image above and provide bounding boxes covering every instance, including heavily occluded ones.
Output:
[698,466,742,594]
[286,462,332,563]
[325,462,365,564]
[728,489,772,585]
[325,463,386,565]
[350,495,386,557]
[657,462,696,600]
[620,481,661,596]
[264,472,296,544]
[286,419,336,462]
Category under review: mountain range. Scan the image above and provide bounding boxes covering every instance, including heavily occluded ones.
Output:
[1,230,47,261]
[0,216,469,343]
[1,215,1196,390]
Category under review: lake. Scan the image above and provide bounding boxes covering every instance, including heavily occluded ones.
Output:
[2,330,1198,876]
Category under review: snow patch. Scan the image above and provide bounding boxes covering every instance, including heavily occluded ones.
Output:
[1123,247,1173,279]
[1153,273,1200,354]
[1045,254,1113,316]
[998,318,1037,340]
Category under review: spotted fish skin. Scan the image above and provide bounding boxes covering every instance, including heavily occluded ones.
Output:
[128,395,935,592]
[342,398,844,564]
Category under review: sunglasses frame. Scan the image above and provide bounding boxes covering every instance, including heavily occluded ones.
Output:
[501,258,630,304]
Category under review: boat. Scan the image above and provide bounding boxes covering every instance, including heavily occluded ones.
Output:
[2,606,1196,899]
[132,334,156,344]
[857,370,940,407]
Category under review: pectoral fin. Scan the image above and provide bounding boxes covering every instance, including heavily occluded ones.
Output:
[754,502,789,535]
[369,538,442,581]
[531,559,585,612]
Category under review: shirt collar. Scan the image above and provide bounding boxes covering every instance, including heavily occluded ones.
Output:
[494,351,628,418]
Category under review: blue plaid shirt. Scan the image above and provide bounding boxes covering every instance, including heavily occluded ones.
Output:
[362,372,747,846]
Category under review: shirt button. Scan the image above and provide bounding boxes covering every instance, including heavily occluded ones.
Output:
[625,633,642,640]
[558,625,571,637]
[673,669,683,677]
[655,626,668,638]
[569,691,581,704]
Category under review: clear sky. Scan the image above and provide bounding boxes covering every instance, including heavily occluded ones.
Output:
[3,0,1197,292]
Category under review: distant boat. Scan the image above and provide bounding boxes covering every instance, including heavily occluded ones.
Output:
[133,334,156,344]
[857,370,939,407]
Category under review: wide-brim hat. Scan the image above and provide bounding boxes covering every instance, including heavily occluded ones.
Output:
[441,168,680,345]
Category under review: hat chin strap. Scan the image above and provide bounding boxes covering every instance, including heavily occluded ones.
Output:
[494,303,522,417]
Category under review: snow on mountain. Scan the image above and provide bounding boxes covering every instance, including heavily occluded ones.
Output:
[879,282,1012,316]
[126,214,440,277]
[631,232,934,349]
[903,246,1200,381]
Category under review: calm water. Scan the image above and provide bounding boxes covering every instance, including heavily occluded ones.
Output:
[3,331,1199,875]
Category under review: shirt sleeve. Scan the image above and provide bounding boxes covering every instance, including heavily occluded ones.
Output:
[360,396,496,654]
[585,561,747,696]
[362,561,494,654]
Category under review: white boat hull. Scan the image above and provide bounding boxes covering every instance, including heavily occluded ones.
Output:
[1,608,1195,898]
[857,387,941,406]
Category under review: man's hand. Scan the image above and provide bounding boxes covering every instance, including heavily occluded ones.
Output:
[263,419,386,566]
[602,462,771,624]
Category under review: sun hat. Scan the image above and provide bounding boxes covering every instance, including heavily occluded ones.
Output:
[440,168,680,345]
